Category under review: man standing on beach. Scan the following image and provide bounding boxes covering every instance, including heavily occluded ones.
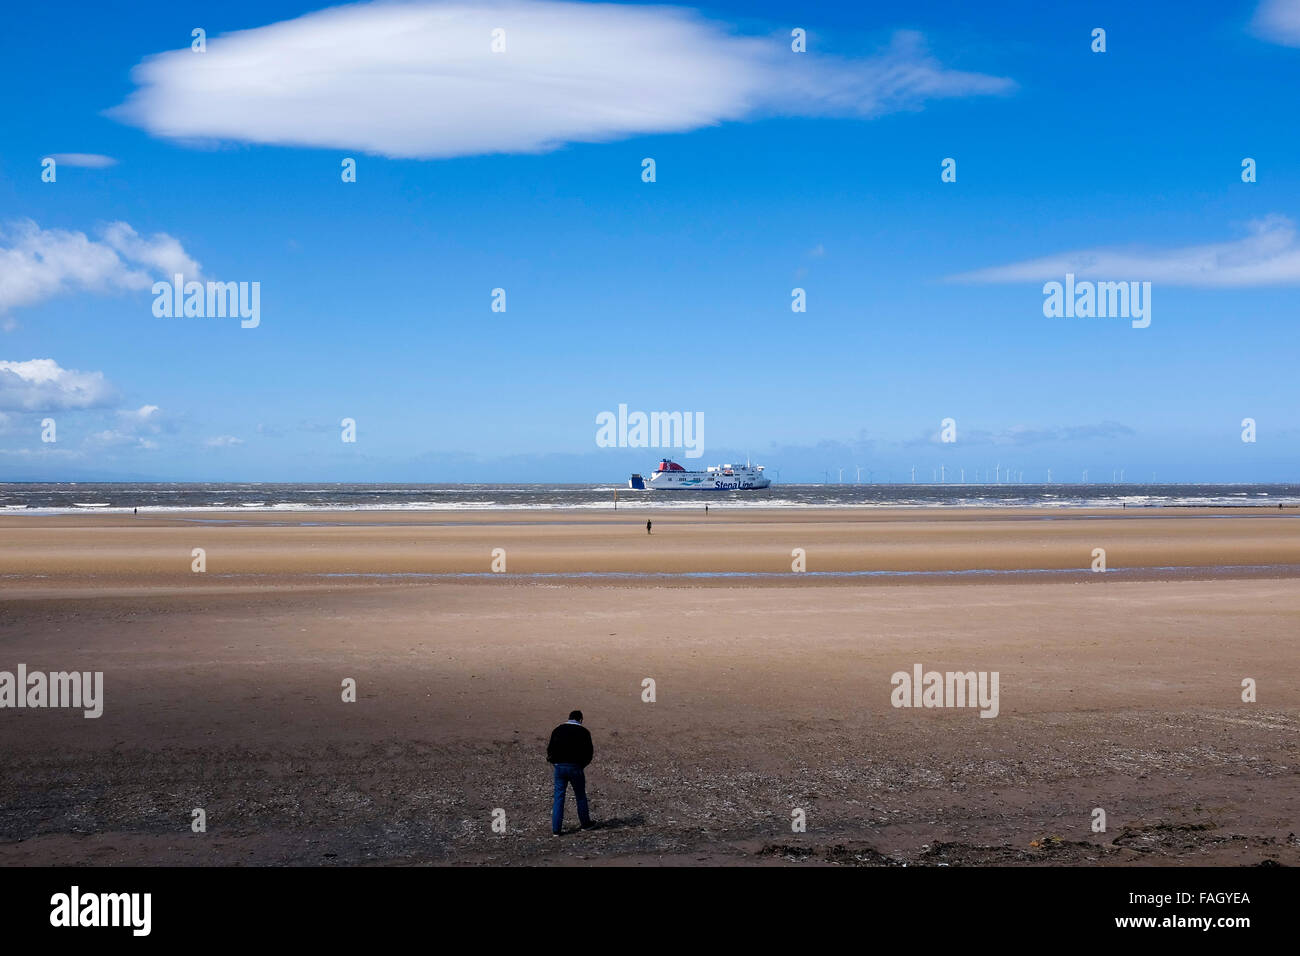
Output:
[646,520,652,534]
[547,710,594,835]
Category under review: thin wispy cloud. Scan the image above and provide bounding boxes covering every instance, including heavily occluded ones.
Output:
[950,216,1300,287]
[0,220,202,319]
[110,1,1013,160]
[979,423,1136,446]
[47,153,118,168]
[1251,0,1300,46]
[88,429,159,451]
[909,422,1136,448]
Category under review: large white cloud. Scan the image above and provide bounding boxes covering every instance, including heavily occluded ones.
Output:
[951,216,1300,287]
[0,219,202,317]
[0,359,117,411]
[1252,0,1300,46]
[110,1,1013,159]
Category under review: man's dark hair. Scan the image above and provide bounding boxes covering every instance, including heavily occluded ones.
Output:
[568,710,583,722]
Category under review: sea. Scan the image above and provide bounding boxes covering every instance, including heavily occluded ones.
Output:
[2,482,1299,514]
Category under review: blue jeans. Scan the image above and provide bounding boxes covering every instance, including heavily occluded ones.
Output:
[552,763,590,833]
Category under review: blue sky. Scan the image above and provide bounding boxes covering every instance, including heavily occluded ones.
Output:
[2,0,1298,482]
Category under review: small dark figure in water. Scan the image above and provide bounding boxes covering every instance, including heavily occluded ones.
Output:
[646,520,652,535]
[133,507,137,515]
[705,504,709,515]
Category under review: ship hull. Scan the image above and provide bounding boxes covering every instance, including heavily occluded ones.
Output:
[647,472,770,491]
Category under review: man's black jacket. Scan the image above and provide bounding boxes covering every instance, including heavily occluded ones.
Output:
[547,722,593,767]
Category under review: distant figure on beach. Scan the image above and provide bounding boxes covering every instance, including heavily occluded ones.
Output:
[646,520,652,534]
[133,507,137,515]
[705,504,709,515]
[547,710,594,835]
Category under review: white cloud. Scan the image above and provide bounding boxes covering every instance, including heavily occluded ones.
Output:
[951,216,1300,287]
[117,403,168,439]
[205,435,245,447]
[47,153,118,168]
[1252,0,1300,46]
[0,367,168,454]
[0,359,117,411]
[87,429,158,450]
[101,223,201,278]
[110,1,1013,159]
[120,404,161,423]
[0,219,202,318]
[81,404,169,450]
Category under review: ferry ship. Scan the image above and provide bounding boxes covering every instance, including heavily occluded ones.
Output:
[628,459,771,491]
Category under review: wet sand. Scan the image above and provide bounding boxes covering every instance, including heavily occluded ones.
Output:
[5,506,1300,583]
[0,508,1297,865]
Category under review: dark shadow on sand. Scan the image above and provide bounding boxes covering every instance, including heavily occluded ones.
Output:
[584,815,646,832]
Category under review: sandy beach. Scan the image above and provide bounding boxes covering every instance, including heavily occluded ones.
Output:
[1,507,1297,866]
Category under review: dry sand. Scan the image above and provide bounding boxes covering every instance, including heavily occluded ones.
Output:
[0,507,1297,866]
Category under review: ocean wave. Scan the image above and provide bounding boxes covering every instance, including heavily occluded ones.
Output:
[5,482,1300,514]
